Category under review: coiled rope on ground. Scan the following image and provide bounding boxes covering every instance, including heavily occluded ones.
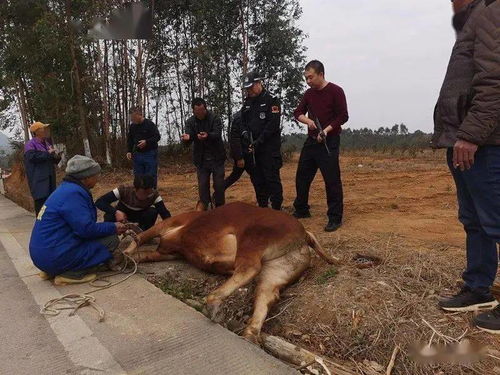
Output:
[40,229,140,322]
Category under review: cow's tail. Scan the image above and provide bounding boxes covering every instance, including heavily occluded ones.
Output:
[123,222,162,255]
[305,231,341,265]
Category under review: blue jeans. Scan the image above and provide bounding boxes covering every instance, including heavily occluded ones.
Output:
[447,146,500,294]
[133,149,158,188]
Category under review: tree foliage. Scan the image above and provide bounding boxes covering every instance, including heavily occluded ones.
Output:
[0,0,307,164]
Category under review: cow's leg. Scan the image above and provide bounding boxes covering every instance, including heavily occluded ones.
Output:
[131,251,180,263]
[205,261,262,322]
[242,244,310,345]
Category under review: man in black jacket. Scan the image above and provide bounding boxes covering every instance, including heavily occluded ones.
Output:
[182,98,226,210]
[126,106,161,188]
[241,71,283,210]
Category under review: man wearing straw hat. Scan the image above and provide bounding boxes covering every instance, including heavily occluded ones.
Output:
[24,121,61,215]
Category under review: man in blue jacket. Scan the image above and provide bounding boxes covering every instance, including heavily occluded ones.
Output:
[29,155,127,285]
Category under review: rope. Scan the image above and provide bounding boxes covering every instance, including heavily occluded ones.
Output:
[40,231,139,322]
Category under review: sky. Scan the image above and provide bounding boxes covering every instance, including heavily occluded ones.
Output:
[297,0,456,133]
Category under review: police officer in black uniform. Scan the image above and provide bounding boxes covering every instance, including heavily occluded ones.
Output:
[241,71,283,210]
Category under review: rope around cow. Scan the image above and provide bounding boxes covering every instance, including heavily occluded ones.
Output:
[40,227,141,322]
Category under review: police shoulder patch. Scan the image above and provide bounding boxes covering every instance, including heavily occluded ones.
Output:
[271,105,280,114]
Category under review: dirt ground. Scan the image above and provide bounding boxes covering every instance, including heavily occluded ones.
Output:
[5,149,500,375]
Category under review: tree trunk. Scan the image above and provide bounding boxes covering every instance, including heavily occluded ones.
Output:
[239,0,249,99]
[66,0,92,158]
[15,79,30,142]
[136,40,144,109]
[96,41,112,165]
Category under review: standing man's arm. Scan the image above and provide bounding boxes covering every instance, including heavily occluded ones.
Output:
[294,95,317,131]
[207,115,223,140]
[181,119,195,144]
[145,121,161,145]
[454,4,500,170]
[126,125,134,160]
[230,115,244,162]
[323,87,349,135]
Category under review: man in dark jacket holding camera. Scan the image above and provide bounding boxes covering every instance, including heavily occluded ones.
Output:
[182,98,226,210]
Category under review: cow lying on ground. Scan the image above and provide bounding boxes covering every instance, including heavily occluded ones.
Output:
[124,202,339,344]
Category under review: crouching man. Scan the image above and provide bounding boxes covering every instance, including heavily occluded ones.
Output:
[96,174,171,231]
[29,155,127,285]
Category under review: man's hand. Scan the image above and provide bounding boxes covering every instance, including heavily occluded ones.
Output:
[197,132,208,141]
[236,159,245,168]
[115,222,127,235]
[307,119,317,131]
[48,146,56,154]
[137,140,147,149]
[181,134,190,142]
[316,129,327,143]
[115,210,127,223]
[453,139,478,171]
[126,152,132,160]
[248,144,255,154]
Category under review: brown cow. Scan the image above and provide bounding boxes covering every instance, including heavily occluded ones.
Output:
[124,202,338,344]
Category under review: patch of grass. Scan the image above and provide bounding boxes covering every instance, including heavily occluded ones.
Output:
[316,267,338,285]
[159,280,196,301]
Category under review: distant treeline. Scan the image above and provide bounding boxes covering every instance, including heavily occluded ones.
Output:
[282,123,431,157]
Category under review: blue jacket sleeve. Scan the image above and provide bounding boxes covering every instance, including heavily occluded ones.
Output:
[60,191,117,239]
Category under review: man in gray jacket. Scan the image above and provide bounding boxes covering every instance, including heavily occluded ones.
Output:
[434,0,500,334]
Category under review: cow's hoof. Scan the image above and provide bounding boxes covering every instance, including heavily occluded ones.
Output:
[242,329,262,346]
[203,301,223,323]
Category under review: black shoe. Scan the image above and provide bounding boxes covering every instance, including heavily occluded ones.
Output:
[324,220,341,232]
[474,305,500,334]
[292,211,311,219]
[438,286,498,312]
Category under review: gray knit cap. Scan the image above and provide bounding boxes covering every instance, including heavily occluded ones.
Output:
[65,155,101,179]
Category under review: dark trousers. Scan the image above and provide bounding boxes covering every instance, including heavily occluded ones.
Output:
[447,147,500,294]
[133,149,159,188]
[197,160,225,207]
[293,136,343,222]
[224,164,245,190]
[104,206,159,231]
[34,198,48,216]
[247,151,283,210]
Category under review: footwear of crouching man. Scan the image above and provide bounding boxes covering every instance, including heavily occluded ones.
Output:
[474,305,500,334]
[54,271,97,286]
[38,271,53,280]
[438,286,499,312]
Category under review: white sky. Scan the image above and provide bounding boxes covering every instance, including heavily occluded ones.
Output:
[297,0,456,132]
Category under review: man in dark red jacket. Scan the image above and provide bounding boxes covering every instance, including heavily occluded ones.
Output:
[292,60,348,232]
